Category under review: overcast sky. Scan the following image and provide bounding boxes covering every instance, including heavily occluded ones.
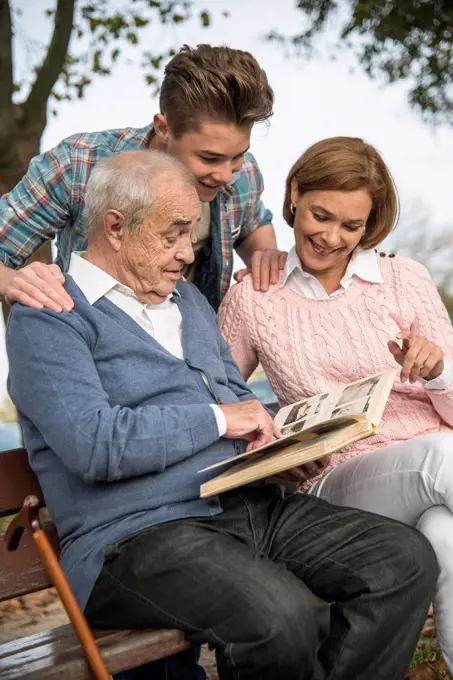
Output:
[1,0,453,397]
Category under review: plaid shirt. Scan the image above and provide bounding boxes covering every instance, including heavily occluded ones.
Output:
[0,124,272,310]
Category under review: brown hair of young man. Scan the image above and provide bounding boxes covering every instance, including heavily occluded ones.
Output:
[159,44,274,137]
[283,137,400,249]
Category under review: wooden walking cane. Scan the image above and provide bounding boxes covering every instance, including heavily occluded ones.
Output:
[5,495,113,680]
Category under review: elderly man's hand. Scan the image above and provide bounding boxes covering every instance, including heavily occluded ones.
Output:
[219,400,282,449]
[234,250,287,292]
[2,262,74,312]
[274,456,332,487]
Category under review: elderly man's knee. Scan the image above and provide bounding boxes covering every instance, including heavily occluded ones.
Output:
[245,589,328,674]
[388,522,438,590]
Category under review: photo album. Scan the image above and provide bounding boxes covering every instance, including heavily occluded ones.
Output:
[199,369,397,498]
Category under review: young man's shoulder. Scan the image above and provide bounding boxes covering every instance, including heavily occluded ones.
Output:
[232,151,264,193]
[57,124,152,156]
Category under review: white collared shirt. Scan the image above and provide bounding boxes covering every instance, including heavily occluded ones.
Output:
[280,245,383,299]
[279,246,451,390]
[68,253,227,434]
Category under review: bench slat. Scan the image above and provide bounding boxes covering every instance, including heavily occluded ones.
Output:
[0,624,191,679]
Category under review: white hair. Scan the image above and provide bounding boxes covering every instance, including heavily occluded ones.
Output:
[83,149,195,234]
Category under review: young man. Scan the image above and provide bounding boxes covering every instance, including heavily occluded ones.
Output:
[0,44,285,314]
[0,43,284,680]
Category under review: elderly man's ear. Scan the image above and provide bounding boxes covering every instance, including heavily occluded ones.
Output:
[104,210,126,250]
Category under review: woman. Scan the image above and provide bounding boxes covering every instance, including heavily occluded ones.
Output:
[219,136,453,669]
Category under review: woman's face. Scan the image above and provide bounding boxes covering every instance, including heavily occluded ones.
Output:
[291,181,372,276]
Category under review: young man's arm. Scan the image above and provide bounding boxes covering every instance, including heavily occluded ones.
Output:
[0,142,76,311]
[233,154,287,291]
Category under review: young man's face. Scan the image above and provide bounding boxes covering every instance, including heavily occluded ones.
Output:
[154,116,252,203]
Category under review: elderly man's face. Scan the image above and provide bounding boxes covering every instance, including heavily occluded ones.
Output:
[120,182,200,304]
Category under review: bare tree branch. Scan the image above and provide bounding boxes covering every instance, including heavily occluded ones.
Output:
[0,0,16,153]
[23,0,75,122]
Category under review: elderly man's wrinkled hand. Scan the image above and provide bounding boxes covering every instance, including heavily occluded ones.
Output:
[4,262,74,312]
[219,400,282,449]
[234,249,287,292]
[274,455,332,487]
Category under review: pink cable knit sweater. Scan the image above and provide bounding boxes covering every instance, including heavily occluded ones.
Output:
[219,255,453,486]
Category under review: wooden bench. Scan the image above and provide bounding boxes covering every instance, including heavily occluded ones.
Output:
[0,447,192,679]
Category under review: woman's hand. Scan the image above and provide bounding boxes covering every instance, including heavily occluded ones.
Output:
[388,319,444,383]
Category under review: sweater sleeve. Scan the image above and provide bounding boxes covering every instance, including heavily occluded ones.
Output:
[218,278,259,381]
[396,257,453,426]
[232,153,273,247]
[6,306,220,484]
[0,142,73,268]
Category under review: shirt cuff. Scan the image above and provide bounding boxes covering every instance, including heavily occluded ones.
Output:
[422,360,453,391]
[210,404,227,437]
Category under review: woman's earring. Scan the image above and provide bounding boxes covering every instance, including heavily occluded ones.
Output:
[290,202,296,215]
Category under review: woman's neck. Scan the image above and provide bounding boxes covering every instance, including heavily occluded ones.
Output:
[301,257,351,295]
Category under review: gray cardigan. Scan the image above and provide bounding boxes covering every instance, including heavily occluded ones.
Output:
[7,278,256,609]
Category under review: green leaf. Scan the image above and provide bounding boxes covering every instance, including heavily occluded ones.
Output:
[126,31,138,44]
[133,15,149,28]
[274,0,453,125]
[200,10,210,27]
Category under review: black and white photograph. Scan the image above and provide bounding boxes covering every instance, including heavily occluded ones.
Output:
[282,399,313,427]
[281,419,307,436]
[331,397,371,420]
[311,393,329,417]
[336,377,380,407]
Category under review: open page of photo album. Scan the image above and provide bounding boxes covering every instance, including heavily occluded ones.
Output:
[199,368,397,498]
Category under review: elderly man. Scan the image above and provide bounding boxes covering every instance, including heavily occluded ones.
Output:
[7,150,437,680]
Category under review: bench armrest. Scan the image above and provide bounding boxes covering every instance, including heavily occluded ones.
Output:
[4,494,41,551]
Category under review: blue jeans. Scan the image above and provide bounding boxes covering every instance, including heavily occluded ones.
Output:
[113,647,206,679]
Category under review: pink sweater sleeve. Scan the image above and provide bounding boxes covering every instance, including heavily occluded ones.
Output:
[396,257,453,426]
[218,278,260,381]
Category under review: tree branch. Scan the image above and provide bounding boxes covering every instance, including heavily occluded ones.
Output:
[0,0,16,141]
[23,0,76,121]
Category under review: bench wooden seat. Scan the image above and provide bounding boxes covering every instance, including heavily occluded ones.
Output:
[0,625,190,680]
[0,447,192,679]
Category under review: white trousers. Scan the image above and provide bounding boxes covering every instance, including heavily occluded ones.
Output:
[310,432,453,671]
